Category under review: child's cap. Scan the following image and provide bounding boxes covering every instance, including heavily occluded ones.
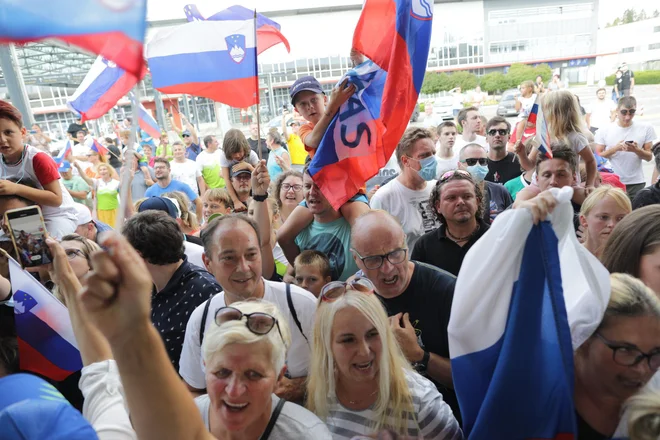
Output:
[58,161,71,172]
[290,76,323,105]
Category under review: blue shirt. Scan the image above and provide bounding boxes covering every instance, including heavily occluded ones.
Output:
[185,143,201,161]
[145,179,199,201]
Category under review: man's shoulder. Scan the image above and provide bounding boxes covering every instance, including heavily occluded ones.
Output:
[485,180,508,194]
[264,280,317,307]
[370,178,400,204]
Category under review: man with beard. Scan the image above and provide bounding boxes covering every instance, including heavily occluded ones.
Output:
[412,170,489,276]
[484,117,522,184]
[145,158,202,219]
[229,162,253,208]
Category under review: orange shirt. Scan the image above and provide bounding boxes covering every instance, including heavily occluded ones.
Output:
[297,122,317,160]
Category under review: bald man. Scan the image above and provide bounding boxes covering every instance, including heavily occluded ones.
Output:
[350,210,461,423]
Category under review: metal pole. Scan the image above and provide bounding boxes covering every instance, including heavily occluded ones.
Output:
[182,94,192,122]
[0,44,34,126]
[268,72,275,117]
[116,87,140,229]
[191,97,200,131]
[153,88,167,130]
[253,9,262,161]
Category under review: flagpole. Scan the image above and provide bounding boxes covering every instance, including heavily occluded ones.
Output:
[116,86,140,229]
[253,9,262,162]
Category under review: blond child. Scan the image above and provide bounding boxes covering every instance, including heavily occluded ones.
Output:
[293,250,332,297]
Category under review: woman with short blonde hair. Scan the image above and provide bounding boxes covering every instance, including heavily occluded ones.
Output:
[579,185,631,258]
[306,279,462,439]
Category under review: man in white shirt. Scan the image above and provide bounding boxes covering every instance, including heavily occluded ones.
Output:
[371,127,441,250]
[595,96,656,200]
[195,135,225,195]
[435,121,459,178]
[454,106,488,153]
[587,88,616,134]
[170,141,204,196]
[179,214,317,403]
[422,101,443,129]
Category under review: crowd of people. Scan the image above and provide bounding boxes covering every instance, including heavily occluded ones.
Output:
[0,63,660,440]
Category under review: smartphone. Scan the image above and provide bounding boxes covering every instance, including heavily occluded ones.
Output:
[4,206,52,268]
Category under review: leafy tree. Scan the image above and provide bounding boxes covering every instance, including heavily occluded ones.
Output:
[479,72,508,93]
[533,64,553,83]
[436,73,453,92]
[449,71,478,91]
[653,9,659,18]
[421,72,441,95]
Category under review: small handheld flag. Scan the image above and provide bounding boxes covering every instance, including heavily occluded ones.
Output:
[524,96,553,158]
[53,141,72,166]
[91,139,109,156]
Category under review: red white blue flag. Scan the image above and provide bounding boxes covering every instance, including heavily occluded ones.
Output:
[308,0,433,209]
[91,138,109,156]
[525,96,553,158]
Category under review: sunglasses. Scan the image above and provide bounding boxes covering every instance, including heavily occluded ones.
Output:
[487,129,509,136]
[182,134,191,138]
[461,158,488,166]
[620,109,636,116]
[215,306,285,343]
[320,277,375,302]
[439,169,471,182]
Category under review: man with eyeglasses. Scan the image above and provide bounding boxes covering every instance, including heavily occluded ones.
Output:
[412,170,489,276]
[458,143,512,224]
[350,210,461,423]
[484,117,523,185]
[371,127,440,251]
[595,96,656,200]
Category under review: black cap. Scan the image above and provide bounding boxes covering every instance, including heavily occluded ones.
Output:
[289,76,323,105]
[230,160,252,178]
[138,197,179,219]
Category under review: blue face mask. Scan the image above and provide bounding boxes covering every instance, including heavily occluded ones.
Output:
[411,155,437,182]
[467,164,488,182]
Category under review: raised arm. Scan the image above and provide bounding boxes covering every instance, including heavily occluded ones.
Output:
[302,81,356,150]
[251,161,275,279]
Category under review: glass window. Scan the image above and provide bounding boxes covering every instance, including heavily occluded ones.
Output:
[654,26,660,32]
[331,56,341,70]
[621,47,634,53]
[295,58,307,74]
[459,43,467,58]
[320,57,330,72]
[650,43,660,50]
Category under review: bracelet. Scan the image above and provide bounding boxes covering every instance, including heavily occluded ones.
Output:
[253,194,268,202]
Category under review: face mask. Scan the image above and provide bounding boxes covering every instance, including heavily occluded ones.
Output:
[467,164,488,182]
[412,155,437,181]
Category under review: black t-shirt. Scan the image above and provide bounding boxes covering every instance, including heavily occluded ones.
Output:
[377,262,461,422]
[576,412,611,440]
[66,122,88,138]
[248,137,269,162]
[411,221,490,276]
[632,181,660,210]
[486,152,523,184]
[107,145,122,168]
[484,181,513,224]
[620,70,634,90]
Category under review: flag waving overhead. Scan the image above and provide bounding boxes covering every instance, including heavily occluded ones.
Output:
[184,4,290,54]
[448,187,611,440]
[53,141,72,166]
[147,19,258,108]
[68,56,145,123]
[0,0,147,77]
[132,96,162,140]
[9,258,82,382]
[308,0,433,210]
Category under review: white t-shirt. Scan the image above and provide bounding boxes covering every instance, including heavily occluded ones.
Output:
[196,149,225,188]
[325,369,461,440]
[516,94,537,122]
[436,147,459,178]
[170,159,201,195]
[370,178,440,251]
[184,241,205,269]
[195,394,332,439]
[454,134,488,154]
[179,280,316,389]
[595,121,657,185]
[587,99,616,129]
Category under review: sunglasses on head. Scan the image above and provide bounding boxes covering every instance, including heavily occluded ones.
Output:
[487,129,509,136]
[320,277,375,302]
[620,109,636,116]
[461,158,488,166]
[214,306,285,343]
[439,169,471,182]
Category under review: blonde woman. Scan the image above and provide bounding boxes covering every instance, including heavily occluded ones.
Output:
[76,162,120,228]
[625,389,660,440]
[579,186,631,259]
[198,300,332,439]
[51,234,101,304]
[307,279,462,439]
[163,191,200,236]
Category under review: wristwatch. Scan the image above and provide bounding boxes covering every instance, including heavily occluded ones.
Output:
[413,351,430,373]
[253,193,268,202]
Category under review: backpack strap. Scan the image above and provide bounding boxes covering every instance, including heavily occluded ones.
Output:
[199,297,213,346]
[286,283,309,344]
[260,398,286,440]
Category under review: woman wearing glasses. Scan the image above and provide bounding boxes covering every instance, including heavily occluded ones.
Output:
[575,273,660,438]
[306,278,462,439]
[273,170,304,223]
[51,234,101,303]
[196,300,332,439]
[594,96,657,200]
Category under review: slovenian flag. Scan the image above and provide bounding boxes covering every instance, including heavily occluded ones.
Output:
[91,138,109,156]
[67,56,145,123]
[524,96,553,158]
[448,187,611,440]
[9,258,82,382]
[53,141,72,166]
[0,0,147,77]
[146,16,258,108]
[308,0,433,209]
[184,4,290,54]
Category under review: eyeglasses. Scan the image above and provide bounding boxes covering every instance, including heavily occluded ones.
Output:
[487,129,509,136]
[320,277,375,302]
[439,169,471,182]
[461,158,488,166]
[65,249,85,260]
[281,183,302,192]
[215,306,285,344]
[620,109,636,116]
[352,248,407,270]
[182,134,191,138]
[595,332,660,371]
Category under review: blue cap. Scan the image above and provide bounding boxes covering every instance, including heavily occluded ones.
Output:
[0,374,98,439]
[58,161,71,172]
[290,76,323,105]
[138,197,178,219]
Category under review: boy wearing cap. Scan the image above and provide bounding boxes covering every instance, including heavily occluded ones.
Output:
[59,161,91,209]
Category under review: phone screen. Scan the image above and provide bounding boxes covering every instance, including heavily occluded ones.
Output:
[4,207,52,268]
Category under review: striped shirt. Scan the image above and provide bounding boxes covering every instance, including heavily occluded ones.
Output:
[325,370,463,439]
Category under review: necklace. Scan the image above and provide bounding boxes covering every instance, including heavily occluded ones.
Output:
[1,145,26,166]
[446,224,480,242]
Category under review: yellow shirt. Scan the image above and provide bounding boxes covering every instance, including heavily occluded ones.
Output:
[287,133,307,165]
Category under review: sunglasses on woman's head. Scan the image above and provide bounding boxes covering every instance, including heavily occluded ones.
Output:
[439,169,471,182]
[320,277,375,302]
[214,306,284,343]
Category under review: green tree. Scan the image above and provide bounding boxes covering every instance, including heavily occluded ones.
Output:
[479,72,508,93]
[436,73,453,92]
[505,63,537,88]
[421,72,442,95]
[622,8,636,24]
[449,71,478,91]
[653,9,659,18]
[532,64,552,83]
